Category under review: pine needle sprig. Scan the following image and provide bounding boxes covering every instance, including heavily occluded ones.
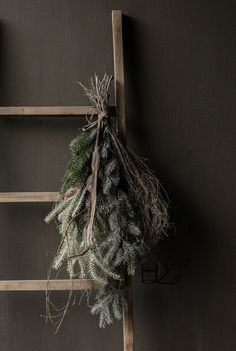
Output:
[45,73,169,330]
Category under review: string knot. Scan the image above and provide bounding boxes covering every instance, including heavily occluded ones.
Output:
[98,110,108,119]
[82,108,109,132]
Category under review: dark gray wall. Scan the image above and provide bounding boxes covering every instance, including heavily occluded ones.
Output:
[0,1,235,350]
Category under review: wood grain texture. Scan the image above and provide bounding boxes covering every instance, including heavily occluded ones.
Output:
[0,192,59,202]
[0,106,116,116]
[112,10,126,144]
[122,276,134,351]
[0,279,96,291]
[112,10,134,351]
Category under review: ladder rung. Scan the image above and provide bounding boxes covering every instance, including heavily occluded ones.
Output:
[0,192,58,203]
[0,106,116,116]
[0,279,95,291]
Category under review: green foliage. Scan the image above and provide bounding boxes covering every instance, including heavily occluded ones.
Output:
[61,129,96,194]
[45,74,168,331]
[91,289,125,328]
[46,128,145,328]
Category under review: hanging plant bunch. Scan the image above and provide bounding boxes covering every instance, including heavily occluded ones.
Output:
[45,74,168,331]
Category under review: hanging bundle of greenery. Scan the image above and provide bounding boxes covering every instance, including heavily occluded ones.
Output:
[45,74,168,331]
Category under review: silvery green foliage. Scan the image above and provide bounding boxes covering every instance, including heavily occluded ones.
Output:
[91,288,126,328]
[45,73,169,331]
[46,128,144,328]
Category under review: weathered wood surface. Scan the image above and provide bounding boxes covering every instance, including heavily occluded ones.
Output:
[122,276,134,351]
[0,106,116,116]
[112,10,134,351]
[0,279,96,291]
[112,10,126,144]
[0,9,134,351]
[0,192,59,202]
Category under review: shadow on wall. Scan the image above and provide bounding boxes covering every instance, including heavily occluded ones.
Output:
[0,21,22,106]
[0,22,8,104]
[121,14,234,349]
[121,12,225,277]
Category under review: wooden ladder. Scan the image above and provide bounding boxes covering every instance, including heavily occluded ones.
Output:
[0,10,134,351]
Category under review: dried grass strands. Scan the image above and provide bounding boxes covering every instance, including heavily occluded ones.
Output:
[79,74,113,247]
[81,74,169,245]
[44,73,169,331]
[107,126,169,244]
